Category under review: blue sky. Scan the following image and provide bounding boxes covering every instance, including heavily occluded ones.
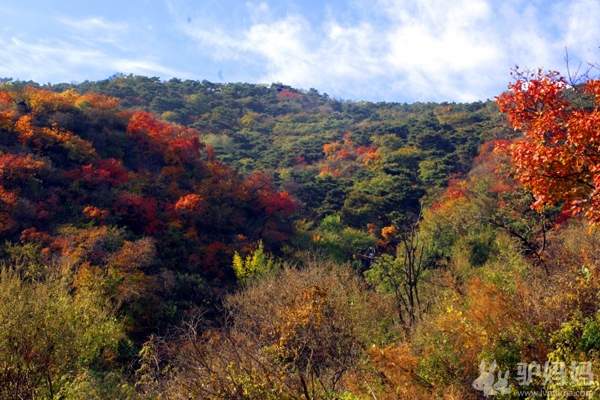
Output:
[1,0,599,103]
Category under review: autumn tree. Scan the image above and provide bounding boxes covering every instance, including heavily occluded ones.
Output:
[496,68,600,225]
[0,265,130,399]
[231,240,278,286]
[136,260,397,399]
[365,218,426,329]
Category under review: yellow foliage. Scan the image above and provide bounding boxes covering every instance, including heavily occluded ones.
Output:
[232,240,277,286]
[381,225,398,240]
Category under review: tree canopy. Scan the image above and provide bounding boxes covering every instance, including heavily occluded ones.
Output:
[496,69,600,225]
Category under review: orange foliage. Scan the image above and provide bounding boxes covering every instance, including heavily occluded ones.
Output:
[13,115,35,145]
[0,90,12,108]
[56,226,117,265]
[20,227,52,245]
[0,186,17,207]
[443,178,468,201]
[323,141,355,161]
[322,141,341,157]
[14,114,97,161]
[496,70,600,224]
[360,151,381,167]
[83,206,109,222]
[0,153,45,186]
[272,285,328,357]
[367,344,426,397]
[24,87,76,114]
[78,92,120,110]
[381,225,398,240]
[335,148,352,160]
[59,228,161,327]
[0,111,14,132]
[127,112,204,166]
[175,194,204,214]
[355,144,378,156]
[0,92,15,130]
[109,237,155,272]
[318,165,341,177]
[127,112,172,145]
[165,136,203,164]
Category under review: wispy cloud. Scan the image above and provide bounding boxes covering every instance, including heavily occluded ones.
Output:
[0,36,184,83]
[181,8,390,99]
[59,17,128,33]
[176,0,600,102]
[58,16,132,50]
[0,9,192,84]
[1,1,597,101]
[380,0,499,101]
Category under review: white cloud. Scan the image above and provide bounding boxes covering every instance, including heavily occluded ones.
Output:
[562,0,600,63]
[2,1,596,101]
[58,16,131,50]
[0,36,183,83]
[0,11,191,84]
[111,59,184,78]
[181,7,388,98]
[246,1,269,22]
[176,0,600,102]
[381,0,501,101]
[59,17,128,33]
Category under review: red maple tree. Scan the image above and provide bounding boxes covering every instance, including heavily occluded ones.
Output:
[495,69,600,224]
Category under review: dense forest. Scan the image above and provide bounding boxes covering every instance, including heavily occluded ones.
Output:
[1,69,600,399]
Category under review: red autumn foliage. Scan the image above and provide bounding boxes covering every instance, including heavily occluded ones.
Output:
[334,148,352,161]
[113,193,159,235]
[243,171,297,216]
[165,137,204,165]
[20,227,53,245]
[0,153,45,187]
[495,70,600,224]
[67,158,129,187]
[261,191,297,217]
[355,145,378,156]
[277,89,301,100]
[35,195,62,220]
[204,241,229,277]
[0,85,296,288]
[295,156,308,165]
[127,112,205,167]
[0,90,12,108]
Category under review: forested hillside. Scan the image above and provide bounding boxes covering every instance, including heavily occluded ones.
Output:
[1,71,600,399]
[48,76,508,226]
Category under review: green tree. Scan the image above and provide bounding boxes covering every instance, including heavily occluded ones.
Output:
[0,265,130,399]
